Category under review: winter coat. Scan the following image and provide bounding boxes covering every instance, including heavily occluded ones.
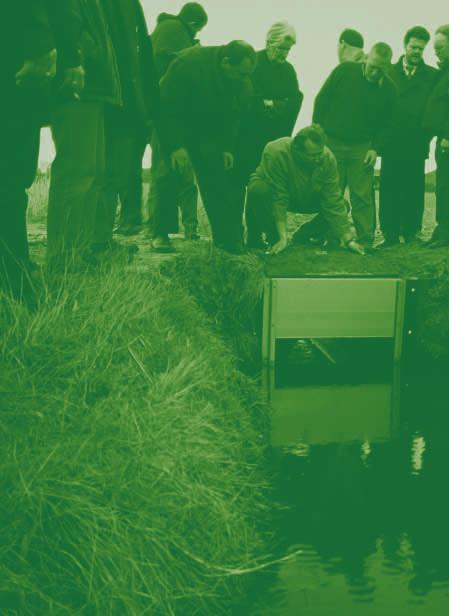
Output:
[423,64,449,141]
[102,0,159,129]
[383,57,438,159]
[251,137,352,239]
[235,49,303,178]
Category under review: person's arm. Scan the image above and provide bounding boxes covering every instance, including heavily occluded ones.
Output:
[312,65,340,126]
[15,0,57,87]
[158,53,192,153]
[260,146,291,252]
[372,80,399,155]
[45,0,82,69]
[265,67,304,131]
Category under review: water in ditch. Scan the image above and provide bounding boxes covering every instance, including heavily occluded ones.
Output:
[235,340,449,615]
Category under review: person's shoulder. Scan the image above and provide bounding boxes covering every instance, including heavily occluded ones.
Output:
[265,137,292,156]
[322,146,338,169]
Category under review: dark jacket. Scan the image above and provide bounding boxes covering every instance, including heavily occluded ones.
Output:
[313,62,398,154]
[423,64,449,141]
[236,49,303,177]
[159,45,252,155]
[383,57,438,158]
[151,13,196,79]
[102,0,159,129]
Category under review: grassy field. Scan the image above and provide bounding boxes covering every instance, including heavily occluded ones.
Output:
[1,181,270,614]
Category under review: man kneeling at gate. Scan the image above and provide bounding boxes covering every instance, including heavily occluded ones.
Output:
[245,124,365,256]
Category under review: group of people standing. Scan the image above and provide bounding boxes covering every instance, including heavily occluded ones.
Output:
[1,2,449,302]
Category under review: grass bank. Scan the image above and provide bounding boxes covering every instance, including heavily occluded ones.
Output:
[0,261,268,615]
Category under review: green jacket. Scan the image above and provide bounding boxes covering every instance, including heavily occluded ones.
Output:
[252,137,352,238]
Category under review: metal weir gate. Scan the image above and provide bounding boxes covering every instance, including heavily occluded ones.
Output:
[262,277,410,367]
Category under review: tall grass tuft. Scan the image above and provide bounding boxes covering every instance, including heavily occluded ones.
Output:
[168,243,265,372]
[0,262,268,615]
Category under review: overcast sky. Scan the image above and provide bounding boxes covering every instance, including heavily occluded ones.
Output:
[39,0,448,165]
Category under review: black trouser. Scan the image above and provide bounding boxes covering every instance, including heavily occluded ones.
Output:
[93,106,145,245]
[152,139,243,250]
[433,140,449,242]
[0,109,40,294]
[245,177,328,245]
[380,156,426,241]
[191,146,244,250]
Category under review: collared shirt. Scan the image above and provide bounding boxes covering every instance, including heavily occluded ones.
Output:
[402,56,418,79]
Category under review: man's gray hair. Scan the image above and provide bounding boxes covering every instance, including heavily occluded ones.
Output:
[436,24,449,40]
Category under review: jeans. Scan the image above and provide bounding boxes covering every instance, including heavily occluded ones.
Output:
[147,133,199,237]
[327,137,375,244]
[47,101,105,259]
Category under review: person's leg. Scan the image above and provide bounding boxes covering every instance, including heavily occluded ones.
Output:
[326,138,349,195]
[147,133,179,245]
[402,157,426,241]
[93,105,128,248]
[433,141,449,243]
[190,147,242,251]
[379,156,401,244]
[346,143,375,245]
[178,178,199,239]
[118,132,147,230]
[0,116,39,295]
[47,101,105,262]
[245,178,277,247]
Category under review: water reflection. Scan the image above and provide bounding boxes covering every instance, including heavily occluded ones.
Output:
[236,367,449,615]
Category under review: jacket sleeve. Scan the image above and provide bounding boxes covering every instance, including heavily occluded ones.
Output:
[45,0,83,69]
[269,66,304,130]
[158,54,192,152]
[260,145,291,214]
[372,80,399,154]
[23,0,55,60]
[319,154,353,239]
[313,66,339,127]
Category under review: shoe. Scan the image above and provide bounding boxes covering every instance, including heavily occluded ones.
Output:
[115,223,142,236]
[151,235,175,253]
[376,238,400,249]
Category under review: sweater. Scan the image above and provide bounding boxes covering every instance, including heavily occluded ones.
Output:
[252,137,352,238]
[313,62,398,153]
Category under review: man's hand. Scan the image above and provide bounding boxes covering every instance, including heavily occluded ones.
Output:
[346,240,365,255]
[263,99,274,108]
[171,148,192,174]
[441,138,449,153]
[364,149,377,167]
[267,237,288,255]
[59,66,85,100]
[223,152,234,171]
[15,48,57,88]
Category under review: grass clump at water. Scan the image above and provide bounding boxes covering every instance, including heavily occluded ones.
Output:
[0,263,267,615]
